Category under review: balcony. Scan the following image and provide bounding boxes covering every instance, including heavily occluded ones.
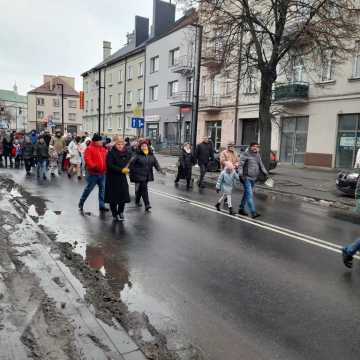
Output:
[199,95,222,112]
[169,91,193,107]
[201,47,222,72]
[273,82,309,104]
[170,55,194,75]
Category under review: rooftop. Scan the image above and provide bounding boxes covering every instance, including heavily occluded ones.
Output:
[0,89,27,104]
[28,77,79,97]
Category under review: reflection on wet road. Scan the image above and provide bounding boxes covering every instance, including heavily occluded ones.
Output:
[3,168,360,360]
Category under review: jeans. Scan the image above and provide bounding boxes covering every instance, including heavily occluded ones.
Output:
[135,182,150,207]
[37,159,47,179]
[239,179,256,214]
[198,163,207,186]
[24,159,33,173]
[344,238,360,257]
[79,174,105,209]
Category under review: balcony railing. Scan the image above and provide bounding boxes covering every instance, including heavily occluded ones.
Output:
[170,55,194,75]
[273,82,309,104]
[199,95,222,111]
[169,91,193,107]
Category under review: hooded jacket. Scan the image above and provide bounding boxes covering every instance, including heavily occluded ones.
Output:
[84,142,107,175]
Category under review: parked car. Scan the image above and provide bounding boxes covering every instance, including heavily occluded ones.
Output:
[207,145,278,172]
[336,170,359,197]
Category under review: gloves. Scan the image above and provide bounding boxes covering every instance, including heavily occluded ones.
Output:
[121,167,129,175]
[216,188,220,193]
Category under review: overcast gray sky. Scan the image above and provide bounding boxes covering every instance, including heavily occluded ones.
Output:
[0,0,167,95]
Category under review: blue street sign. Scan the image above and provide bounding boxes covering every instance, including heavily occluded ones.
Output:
[131,117,144,129]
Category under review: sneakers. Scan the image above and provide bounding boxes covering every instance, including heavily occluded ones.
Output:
[342,248,353,269]
[238,209,248,216]
[145,205,152,212]
[215,203,221,211]
[229,207,234,215]
[251,213,261,219]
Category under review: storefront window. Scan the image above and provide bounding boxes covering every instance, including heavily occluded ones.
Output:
[336,114,360,168]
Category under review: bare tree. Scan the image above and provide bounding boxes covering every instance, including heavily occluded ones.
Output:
[180,0,360,168]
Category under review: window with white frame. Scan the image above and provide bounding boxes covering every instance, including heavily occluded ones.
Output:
[118,69,124,82]
[126,116,132,129]
[108,72,113,85]
[107,115,112,130]
[292,57,305,82]
[68,113,76,122]
[150,85,159,101]
[53,112,60,121]
[53,98,60,107]
[37,111,44,119]
[244,68,257,94]
[224,79,232,96]
[85,101,88,111]
[169,48,180,67]
[118,115,122,130]
[138,62,144,77]
[353,41,360,78]
[127,90,133,106]
[320,50,336,82]
[137,88,143,103]
[128,65,133,80]
[118,93,123,107]
[168,80,178,98]
[90,99,94,111]
[109,95,112,107]
[211,76,220,95]
[69,100,77,108]
[150,56,159,73]
[84,81,88,92]
[36,98,45,106]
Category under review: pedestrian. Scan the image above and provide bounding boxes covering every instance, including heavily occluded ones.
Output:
[67,136,82,180]
[220,142,239,169]
[105,136,131,222]
[50,130,66,174]
[78,134,109,213]
[129,140,163,211]
[215,161,239,215]
[14,140,22,169]
[0,131,4,168]
[3,134,13,168]
[195,136,214,188]
[30,130,38,145]
[238,142,268,219]
[34,135,49,181]
[48,144,59,177]
[23,137,34,176]
[175,142,195,189]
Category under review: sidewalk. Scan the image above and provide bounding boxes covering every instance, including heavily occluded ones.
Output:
[157,154,355,210]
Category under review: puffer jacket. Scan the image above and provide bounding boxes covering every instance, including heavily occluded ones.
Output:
[84,142,107,175]
[129,150,161,183]
[238,151,268,181]
[22,142,34,160]
[216,170,240,195]
[34,142,49,160]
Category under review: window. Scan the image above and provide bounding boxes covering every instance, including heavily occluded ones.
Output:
[137,88,144,104]
[211,76,220,95]
[68,113,76,122]
[118,116,122,130]
[128,65,133,80]
[85,101,88,111]
[69,100,77,108]
[118,69,124,82]
[108,72,113,85]
[118,93,123,107]
[168,80,178,98]
[37,111,44,119]
[109,95,112,108]
[36,98,44,106]
[107,115,112,130]
[224,79,232,96]
[201,76,207,96]
[53,112,60,121]
[150,56,159,73]
[149,85,159,101]
[169,48,180,67]
[244,68,257,94]
[138,62,144,77]
[84,81,88,92]
[127,90,133,106]
[53,98,60,107]
[126,116,132,129]
[320,50,335,82]
[353,41,360,78]
[90,99,94,111]
[292,57,305,82]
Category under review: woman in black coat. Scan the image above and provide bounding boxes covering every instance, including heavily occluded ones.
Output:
[129,140,162,211]
[105,136,131,221]
[175,143,195,189]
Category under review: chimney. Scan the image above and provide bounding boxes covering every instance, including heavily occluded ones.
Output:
[135,16,149,46]
[103,41,112,60]
[152,0,176,37]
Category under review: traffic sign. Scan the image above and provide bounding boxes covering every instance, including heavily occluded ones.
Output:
[131,117,145,129]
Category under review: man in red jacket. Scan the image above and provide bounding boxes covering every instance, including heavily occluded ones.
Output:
[78,134,109,212]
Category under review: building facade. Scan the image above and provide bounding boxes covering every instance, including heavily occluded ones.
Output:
[0,84,27,131]
[27,75,82,134]
[145,12,197,146]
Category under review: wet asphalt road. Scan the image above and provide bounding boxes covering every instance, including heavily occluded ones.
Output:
[2,167,360,360]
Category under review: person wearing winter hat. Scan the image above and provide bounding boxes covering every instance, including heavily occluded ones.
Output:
[78,134,109,213]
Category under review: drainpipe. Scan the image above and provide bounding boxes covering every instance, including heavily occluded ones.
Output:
[123,58,128,138]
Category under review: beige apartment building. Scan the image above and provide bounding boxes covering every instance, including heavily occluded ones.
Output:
[82,16,149,138]
[197,28,360,168]
[27,75,83,134]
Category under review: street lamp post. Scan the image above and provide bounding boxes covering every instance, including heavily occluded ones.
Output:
[56,83,64,134]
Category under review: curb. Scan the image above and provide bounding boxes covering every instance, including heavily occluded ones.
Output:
[165,166,355,213]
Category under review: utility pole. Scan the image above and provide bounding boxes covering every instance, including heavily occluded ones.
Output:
[35,97,38,132]
[98,70,105,135]
[191,24,203,151]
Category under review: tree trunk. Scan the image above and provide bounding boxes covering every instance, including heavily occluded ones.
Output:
[258,71,276,171]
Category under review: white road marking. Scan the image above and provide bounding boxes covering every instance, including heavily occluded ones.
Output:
[148,187,359,259]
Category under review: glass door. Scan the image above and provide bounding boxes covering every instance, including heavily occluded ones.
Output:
[207,121,222,150]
